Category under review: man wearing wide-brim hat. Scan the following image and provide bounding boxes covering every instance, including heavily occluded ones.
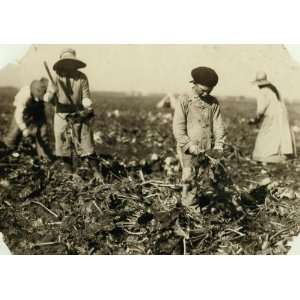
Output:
[53,48,86,72]
[249,71,296,163]
[44,48,103,180]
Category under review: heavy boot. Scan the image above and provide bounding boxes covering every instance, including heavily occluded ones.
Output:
[62,157,74,173]
[60,156,84,183]
[87,154,104,183]
[182,183,198,208]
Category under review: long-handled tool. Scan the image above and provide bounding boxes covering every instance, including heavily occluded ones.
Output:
[43,61,55,84]
[43,61,58,106]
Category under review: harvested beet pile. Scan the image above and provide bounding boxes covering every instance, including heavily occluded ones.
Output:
[1,145,300,255]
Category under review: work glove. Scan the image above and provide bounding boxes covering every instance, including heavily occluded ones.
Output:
[67,110,95,124]
[188,144,199,155]
[49,83,58,94]
[82,98,93,109]
[248,118,257,125]
[79,109,95,121]
[188,144,206,155]
[22,128,30,137]
[248,114,263,126]
[22,127,37,137]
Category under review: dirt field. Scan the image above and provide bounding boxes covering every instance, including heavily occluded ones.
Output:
[1,87,300,254]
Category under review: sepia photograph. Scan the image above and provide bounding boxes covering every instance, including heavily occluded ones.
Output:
[2,1,300,299]
[1,44,300,255]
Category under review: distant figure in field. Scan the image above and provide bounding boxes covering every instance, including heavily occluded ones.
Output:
[2,78,53,160]
[156,93,179,110]
[249,71,297,163]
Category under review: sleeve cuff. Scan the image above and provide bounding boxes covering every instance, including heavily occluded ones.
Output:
[182,141,193,153]
[19,124,26,131]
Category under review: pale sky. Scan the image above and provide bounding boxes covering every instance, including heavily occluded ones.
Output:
[1,44,300,67]
[285,45,300,64]
[0,45,30,69]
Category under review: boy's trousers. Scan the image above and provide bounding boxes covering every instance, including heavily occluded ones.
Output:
[177,146,209,207]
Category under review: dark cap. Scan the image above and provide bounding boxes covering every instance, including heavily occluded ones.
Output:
[190,66,219,88]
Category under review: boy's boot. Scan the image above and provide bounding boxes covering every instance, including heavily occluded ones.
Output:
[182,183,197,208]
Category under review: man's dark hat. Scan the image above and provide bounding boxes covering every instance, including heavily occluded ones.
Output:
[53,48,86,72]
[190,66,219,87]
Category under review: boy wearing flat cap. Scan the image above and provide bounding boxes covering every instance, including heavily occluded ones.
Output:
[173,67,226,208]
[44,48,103,181]
[2,78,53,160]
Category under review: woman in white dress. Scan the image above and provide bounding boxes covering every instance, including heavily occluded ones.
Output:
[250,71,297,163]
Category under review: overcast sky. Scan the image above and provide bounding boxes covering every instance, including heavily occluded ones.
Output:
[0,45,30,69]
[1,44,300,68]
[285,45,300,64]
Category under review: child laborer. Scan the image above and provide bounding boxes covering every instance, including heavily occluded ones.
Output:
[2,78,53,160]
[43,48,103,181]
[173,67,226,208]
